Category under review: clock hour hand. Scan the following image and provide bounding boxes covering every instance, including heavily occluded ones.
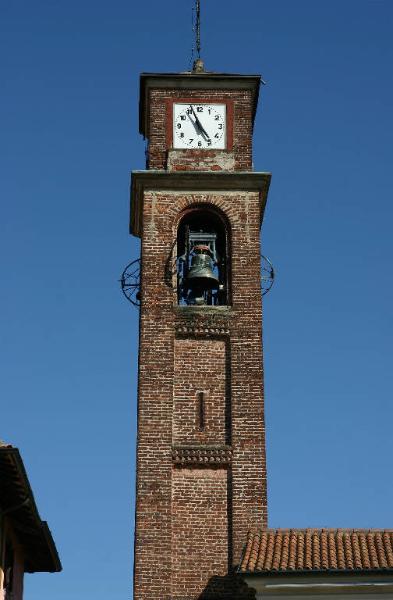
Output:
[189,105,211,141]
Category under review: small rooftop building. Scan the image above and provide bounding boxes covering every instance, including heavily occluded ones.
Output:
[0,441,61,599]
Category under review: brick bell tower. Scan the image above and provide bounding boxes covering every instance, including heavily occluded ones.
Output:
[130,63,271,599]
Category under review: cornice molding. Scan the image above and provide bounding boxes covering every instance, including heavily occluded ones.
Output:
[130,170,271,237]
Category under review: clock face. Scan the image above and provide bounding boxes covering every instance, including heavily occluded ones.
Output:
[173,103,226,150]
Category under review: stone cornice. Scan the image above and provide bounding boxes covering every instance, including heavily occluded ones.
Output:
[130,170,271,237]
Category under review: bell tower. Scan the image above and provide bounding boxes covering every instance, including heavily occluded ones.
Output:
[130,67,271,599]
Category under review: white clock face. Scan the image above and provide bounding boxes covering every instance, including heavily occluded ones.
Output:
[173,103,226,149]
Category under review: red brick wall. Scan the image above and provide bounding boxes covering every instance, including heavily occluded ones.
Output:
[173,338,228,446]
[133,189,267,599]
[147,89,254,171]
[171,468,229,599]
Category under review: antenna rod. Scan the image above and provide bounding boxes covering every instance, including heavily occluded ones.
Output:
[192,0,204,72]
[196,0,201,58]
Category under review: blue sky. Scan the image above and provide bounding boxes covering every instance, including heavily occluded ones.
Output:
[1,1,393,598]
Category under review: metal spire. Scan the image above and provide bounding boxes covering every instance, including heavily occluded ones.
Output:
[192,0,204,72]
[195,0,201,59]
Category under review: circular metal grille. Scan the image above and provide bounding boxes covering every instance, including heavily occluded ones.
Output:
[261,255,275,296]
[120,259,141,307]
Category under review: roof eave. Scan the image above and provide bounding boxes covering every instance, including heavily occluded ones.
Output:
[0,447,62,573]
[241,568,393,577]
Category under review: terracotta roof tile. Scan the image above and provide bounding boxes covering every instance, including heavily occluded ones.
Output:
[352,531,362,569]
[305,530,312,569]
[359,532,370,568]
[384,532,393,564]
[320,530,328,569]
[296,531,304,570]
[376,532,388,568]
[240,529,393,574]
[280,531,290,570]
[327,531,337,569]
[312,530,321,570]
[288,530,297,570]
[343,531,354,569]
[264,531,275,570]
[256,531,268,571]
[272,530,283,570]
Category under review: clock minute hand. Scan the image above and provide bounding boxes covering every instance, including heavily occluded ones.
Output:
[187,112,203,137]
[187,111,209,142]
[190,106,210,140]
[187,114,200,133]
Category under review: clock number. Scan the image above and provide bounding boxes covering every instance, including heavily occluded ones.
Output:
[215,115,219,120]
[180,115,186,121]
[208,108,211,114]
[189,139,194,143]
[180,133,184,138]
[207,140,212,146]
[218,124,223,129]
[177,123,182,129]
[215,133,220,139]
[186,108,192,114]
[198,141,202,147]
[197,106,203,112]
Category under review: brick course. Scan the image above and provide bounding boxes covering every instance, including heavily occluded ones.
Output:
[172,468,229,599]
[173,338,228,446]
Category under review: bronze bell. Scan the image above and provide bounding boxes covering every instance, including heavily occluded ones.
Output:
[186,245,219,290]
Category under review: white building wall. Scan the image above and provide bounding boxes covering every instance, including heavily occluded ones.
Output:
[245,574,393,599]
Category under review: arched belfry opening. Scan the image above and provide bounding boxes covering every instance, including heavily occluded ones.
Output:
[176,207,230,306]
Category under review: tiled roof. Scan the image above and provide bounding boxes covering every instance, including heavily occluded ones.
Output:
[240,529,393,574]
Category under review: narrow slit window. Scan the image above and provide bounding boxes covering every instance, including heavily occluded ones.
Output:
[198,391,205,431]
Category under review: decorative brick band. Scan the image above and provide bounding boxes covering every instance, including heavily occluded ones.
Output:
[175,323,230,336]
[175,309,231,337]
[172,446,233,466]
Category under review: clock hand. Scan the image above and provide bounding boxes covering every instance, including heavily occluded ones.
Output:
[187,112,202,135]
[187,111,210,142]
[190,105,211,141]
